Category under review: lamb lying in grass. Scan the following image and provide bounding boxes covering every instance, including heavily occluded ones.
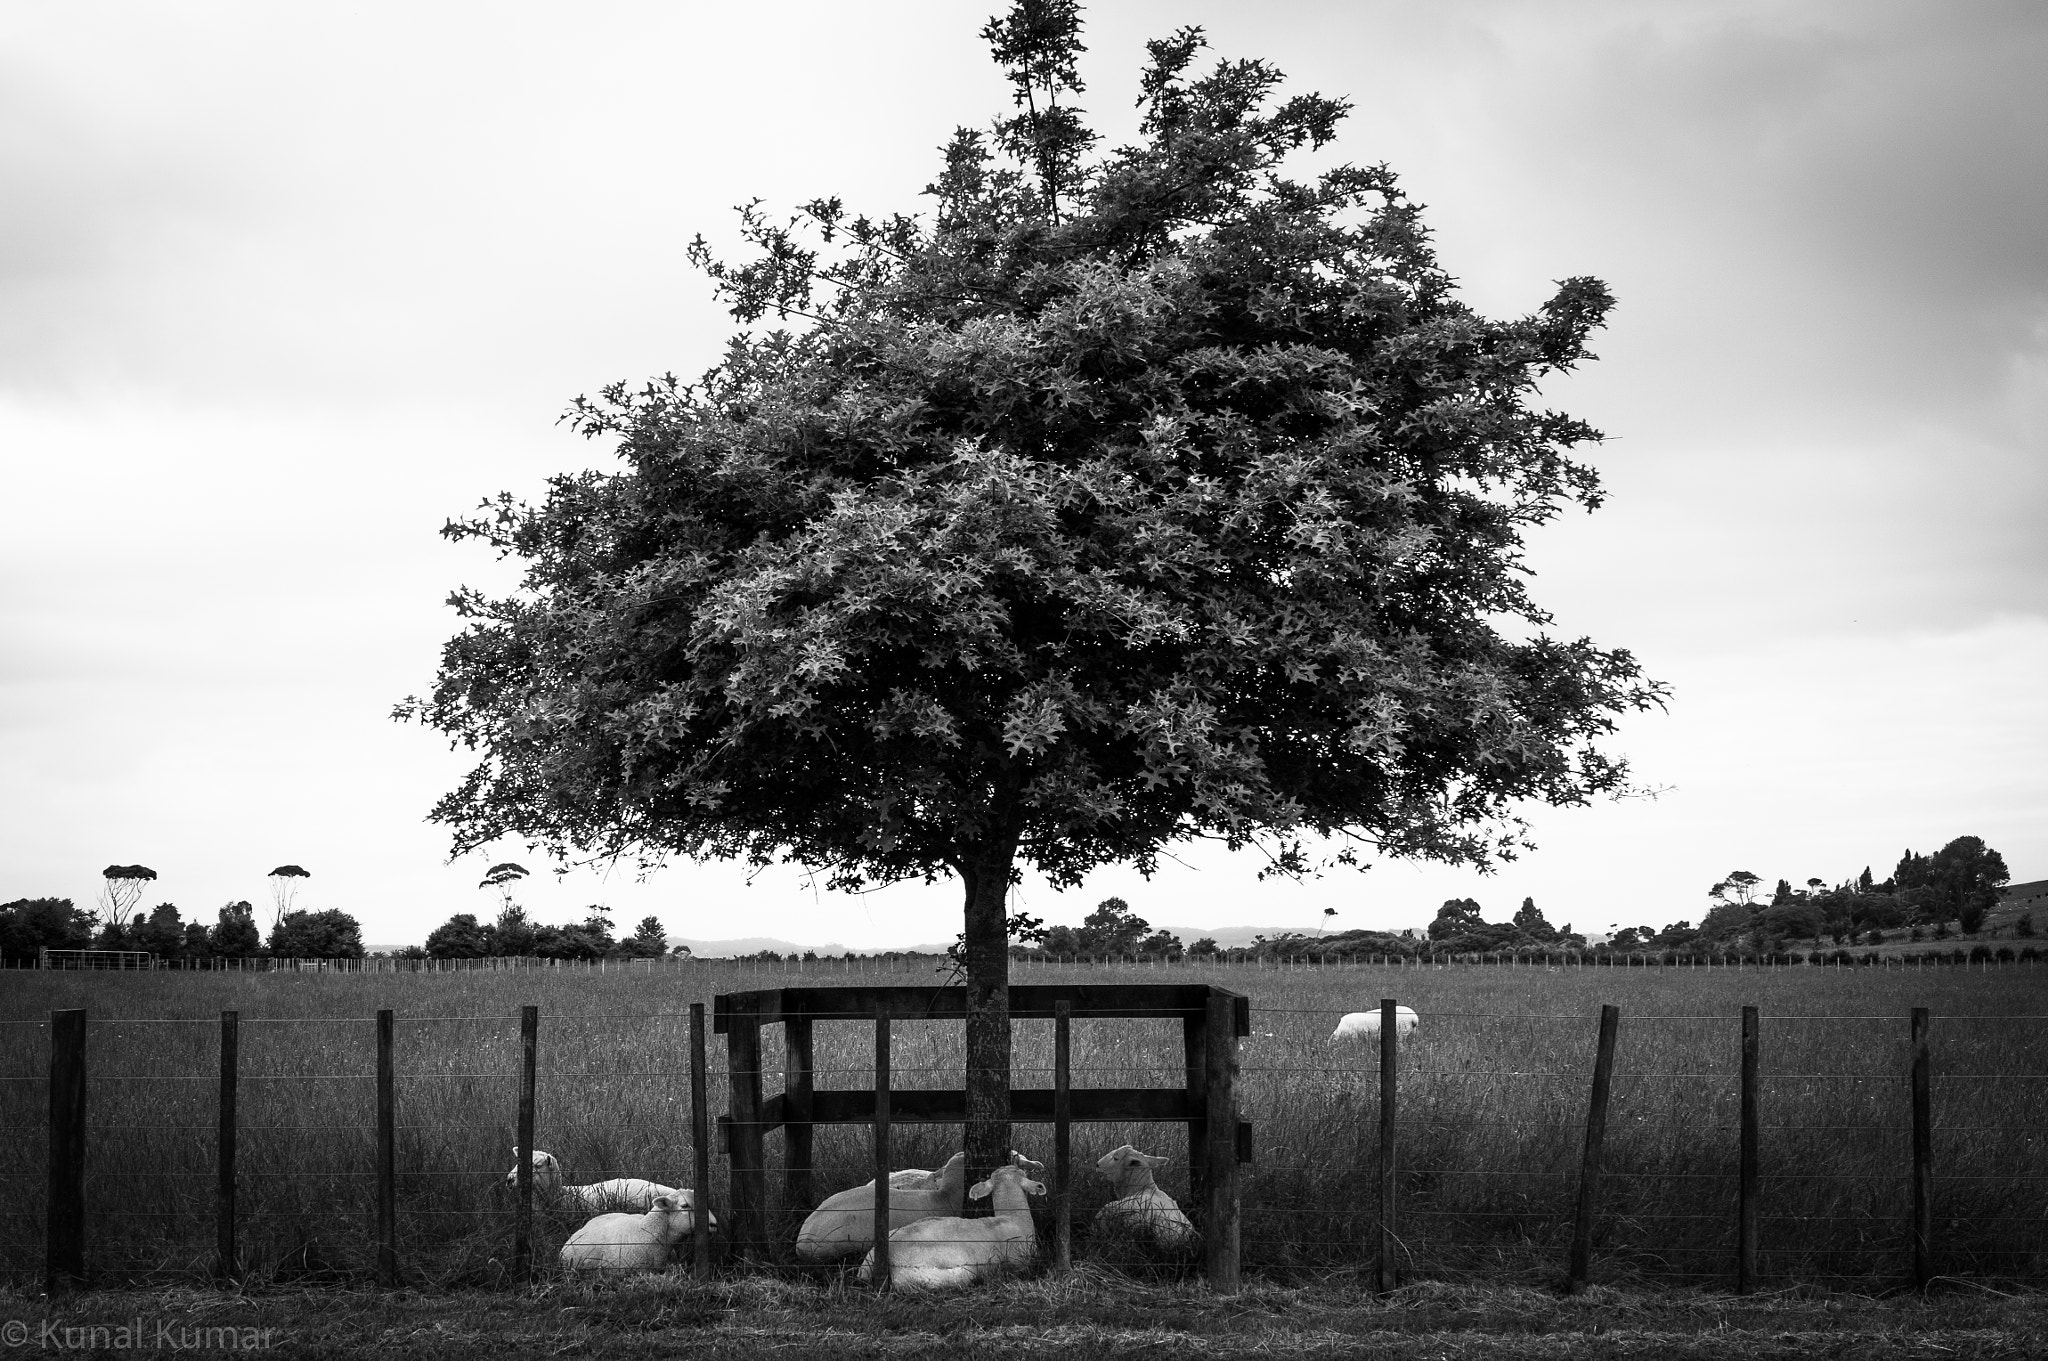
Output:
[557,1191,704,1273]
[796,1152,969,1261]
[1091,1144,1196,1251]
[856,1163,1045,1292]
[1330,1005,1419,1043]
[505,1147,701,1217]
[795,1151,1043,1261]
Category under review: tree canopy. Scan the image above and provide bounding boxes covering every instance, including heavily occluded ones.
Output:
[399,1,1661,1179]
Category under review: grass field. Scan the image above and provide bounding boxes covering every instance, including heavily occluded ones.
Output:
[1,956,2042,1292]
[2,1276,2042,1360]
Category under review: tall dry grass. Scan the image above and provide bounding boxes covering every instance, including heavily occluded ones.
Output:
[0,956,2040,1289]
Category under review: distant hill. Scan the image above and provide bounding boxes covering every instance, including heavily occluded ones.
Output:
[1157,925,1331,948]
[2002,880,2048,910]
[673,936,854,958]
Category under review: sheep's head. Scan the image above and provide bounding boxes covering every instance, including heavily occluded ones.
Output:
[968,1165,1047,1201]
[934,1150,970,1195]
[505,1148,562,1188]
[1008,1150,1045,1178]
[1096,1144,1169,1195]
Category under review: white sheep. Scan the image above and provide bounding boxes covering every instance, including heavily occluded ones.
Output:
[1090,1145,1197,1251]
[794,1151,1041,1262]
[796,1152,970,1261]
[506,1148,710,1225]
[557,1191,702,1273]
[856,1163,1045,1292]
[886,1150,1042,1191]
[1330,1006,1419,1044]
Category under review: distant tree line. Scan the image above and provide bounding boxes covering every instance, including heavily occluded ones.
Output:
[420,904,670,961]
[0,897,364,963]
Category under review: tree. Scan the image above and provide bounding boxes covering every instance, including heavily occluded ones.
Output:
[619,916,669,958]
[1698,901,1757,943]
[1710,871,1762,908]
[396,2,1661,1182]
[492,902,539,956]
[135,903,187,959]
[98,865,157,930]
[1759,898,1822,944]
[210,901,262,958]
[265,865,310,931]
[534,911,615,961]
[1511,896,1557,944]
[478,862,529,914]
[1927,835,2009,934]
[1428,899,1486,942]
[1137,928,1184,958]
[0,898,95,963]
[425,912,493,959]
[269,908,366,959]
[1075,897,1150,955]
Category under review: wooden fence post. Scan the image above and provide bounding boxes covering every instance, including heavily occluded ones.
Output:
[1053,1000,1073,1272]
[784,1012,815,1216]
[1910,1006,1933,1288]
[1737,1004,1759,1294]
[689,1003,713,1280]
[47,1009,86,1292]
[376,1008,396,1286]
[1566,1004,1620,1294]
[725,996,766,1260]
[217,1009,238,1284]
[514,1005,537,1285]
[1203,992,1241,1293]
[1182,1004,1209,1215]
[1375,997,1398,1292]
[871,1002,891,1291]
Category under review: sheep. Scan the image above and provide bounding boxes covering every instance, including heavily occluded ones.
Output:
[557,1191,701,1273]
[1090,1145,1197,1251]
[1330,1005,1419,1044]
[796,1152,970,1261]
[856,1163,1045,1292]
[886,1150,1042,1191]
[794,1151,1042,1262]
[506,1148,712,1226]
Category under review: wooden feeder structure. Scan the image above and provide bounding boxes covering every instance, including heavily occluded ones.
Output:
[714,982,1253,1288]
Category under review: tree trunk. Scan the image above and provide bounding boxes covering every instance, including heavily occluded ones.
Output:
[958,841,1015,1202]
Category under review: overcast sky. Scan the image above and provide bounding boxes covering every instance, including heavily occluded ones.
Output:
[3,1,2043,950]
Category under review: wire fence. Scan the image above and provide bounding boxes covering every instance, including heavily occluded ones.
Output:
[2,976,2043,1291]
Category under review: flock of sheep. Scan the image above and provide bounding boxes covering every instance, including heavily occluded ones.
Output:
[511,1006,1416,1292]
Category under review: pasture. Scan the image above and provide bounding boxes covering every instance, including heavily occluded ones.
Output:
[1,957,2042,1292]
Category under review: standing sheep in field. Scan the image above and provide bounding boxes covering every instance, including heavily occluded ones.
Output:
[557,1191,703,1273]
[1330,1006,1419,1044]
[1090,1145,1197,1251]
[856,1163,1046,1292]
[506,1148,711,1225]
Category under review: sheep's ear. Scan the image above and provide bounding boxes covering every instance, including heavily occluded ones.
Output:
[1026,1179,1047,1196]
[968,1178,993,1200]
[1141,1153,1170,1169]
